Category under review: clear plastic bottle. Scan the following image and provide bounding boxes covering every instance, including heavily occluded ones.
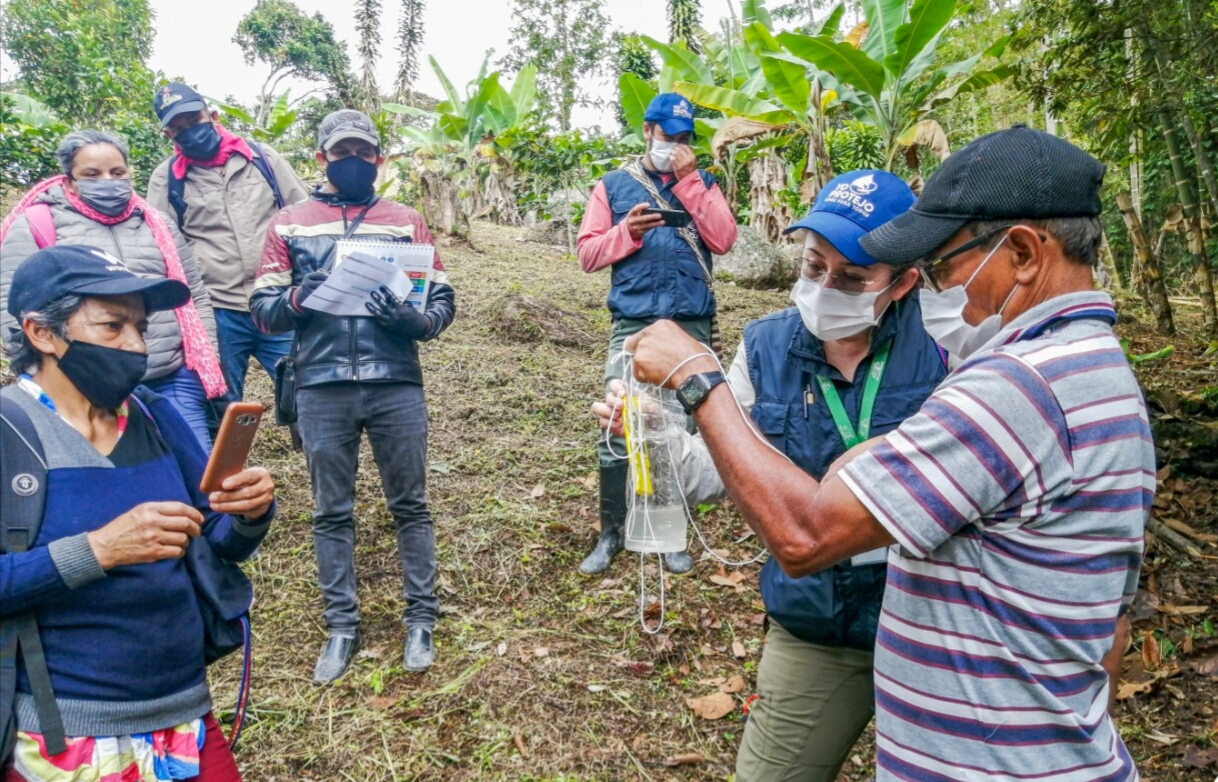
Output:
[622,383,688,554]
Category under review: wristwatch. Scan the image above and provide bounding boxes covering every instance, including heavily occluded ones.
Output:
[676,371,726,414]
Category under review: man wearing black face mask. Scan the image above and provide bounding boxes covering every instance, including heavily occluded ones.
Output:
[147,82,309,425]
[251,109,456,684]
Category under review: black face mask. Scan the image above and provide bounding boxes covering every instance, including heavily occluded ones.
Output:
[325,156,378,198]
[57,340,148,409]
[175,122,222,160]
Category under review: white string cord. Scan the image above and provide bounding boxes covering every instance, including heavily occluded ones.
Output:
[638,552,666,635]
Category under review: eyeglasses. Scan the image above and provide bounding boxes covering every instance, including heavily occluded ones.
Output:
[802,260,894,294]
[916,226,1012,293]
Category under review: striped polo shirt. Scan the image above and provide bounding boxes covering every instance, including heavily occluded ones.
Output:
[839,291,1153,781]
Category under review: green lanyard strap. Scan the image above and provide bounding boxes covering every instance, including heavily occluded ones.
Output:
[815,340,892,450]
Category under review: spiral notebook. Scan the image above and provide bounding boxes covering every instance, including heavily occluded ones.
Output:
[330,239,435,313]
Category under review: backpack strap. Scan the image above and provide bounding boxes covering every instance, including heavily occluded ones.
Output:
[168,143,285,231]
[23,204,56,250]
[249,142,285,210]
[0,395,66,758]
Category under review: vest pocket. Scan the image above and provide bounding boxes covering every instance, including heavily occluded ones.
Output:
[750,399,789,453]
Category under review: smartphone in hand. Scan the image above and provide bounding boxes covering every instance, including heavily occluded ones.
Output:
[642,207,691,228]
[200,402,265,494]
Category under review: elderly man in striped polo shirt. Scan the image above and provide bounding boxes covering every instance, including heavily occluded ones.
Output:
[625,126,1151,781]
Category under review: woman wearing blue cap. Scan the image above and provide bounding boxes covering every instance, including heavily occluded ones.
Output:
[595,170,946,781]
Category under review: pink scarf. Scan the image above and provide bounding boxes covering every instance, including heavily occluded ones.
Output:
[171,123,254,179]
[0,176,228,399]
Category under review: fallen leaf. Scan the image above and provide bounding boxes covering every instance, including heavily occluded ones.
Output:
[1158,604,1212,615]
[720,674,746,694]
[583,471,598,490]
[1192,654,1218,677]
[733,640,747,658]
[496,642,507,657]
[1144,729,1179,746]
[727,571,747,584]
[587,684,608,692]
[685,691,736,720]
[1142,632,1161,670]
[533,646,550,657]
[663,753,706,767]
[708,574,738,588]
[1116,680,1156,700]
[530,484,545,499]
[513,730,528,757]
[1182,745,1218,768]
[678,664,691,675]
[1128,589,1160,623]
[368,695,397,710]
[429,462,451,474]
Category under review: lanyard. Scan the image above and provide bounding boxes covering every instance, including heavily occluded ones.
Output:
[815,339,891,450]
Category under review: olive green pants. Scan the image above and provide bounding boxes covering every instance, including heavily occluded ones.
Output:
[597,316,712,466]
[735,621,875,782]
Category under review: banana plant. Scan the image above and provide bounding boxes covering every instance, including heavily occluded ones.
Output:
[776,0,1010,167]
[214,91,299,143]
[383,54,538,234]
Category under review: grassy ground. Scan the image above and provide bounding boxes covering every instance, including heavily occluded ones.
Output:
[208,222,1215,781]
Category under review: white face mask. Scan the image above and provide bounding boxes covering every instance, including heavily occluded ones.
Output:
[791,277,889,342]
[918,234,1018,361]
[648,139,679,173]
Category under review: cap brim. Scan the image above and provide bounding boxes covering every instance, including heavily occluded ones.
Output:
[655,118,695,137]
[859,209,969,266]
[322,131,380,151]
[783,212,877,267]
[159,99,207,127]
[70,277,191,314]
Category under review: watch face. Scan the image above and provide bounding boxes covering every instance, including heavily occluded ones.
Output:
[678,374,709,410]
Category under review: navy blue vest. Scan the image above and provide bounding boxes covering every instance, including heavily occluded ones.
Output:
[745,297,947,650]
[602,167,717,320]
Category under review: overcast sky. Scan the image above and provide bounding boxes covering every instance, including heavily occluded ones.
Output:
[132,0,740,130]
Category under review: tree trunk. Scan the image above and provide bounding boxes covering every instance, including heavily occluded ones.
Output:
[748,154,792,245]
[1158,109,1217,334]
[1179,113,1218,223]
[1095,229,1122,292]
[419,166,468,240]
[1117,190,1174,335]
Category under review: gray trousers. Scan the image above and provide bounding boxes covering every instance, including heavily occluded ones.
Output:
[297,382,439,632]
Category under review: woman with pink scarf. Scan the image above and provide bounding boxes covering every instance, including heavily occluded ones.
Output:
[1,129,225,450]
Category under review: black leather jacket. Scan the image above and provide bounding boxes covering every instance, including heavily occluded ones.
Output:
[249,191,456,388]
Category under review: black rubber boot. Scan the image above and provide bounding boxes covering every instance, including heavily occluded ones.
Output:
[579,461,630,575]
[662,549,694,573]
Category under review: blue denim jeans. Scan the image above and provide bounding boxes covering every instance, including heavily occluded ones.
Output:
[296,382,438,632]
[143,366,212,452]
[214,308,294,403]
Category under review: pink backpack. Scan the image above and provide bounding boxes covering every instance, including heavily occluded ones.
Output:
[24,203,56,249]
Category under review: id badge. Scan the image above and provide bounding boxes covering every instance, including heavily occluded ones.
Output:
[851,546,888,567]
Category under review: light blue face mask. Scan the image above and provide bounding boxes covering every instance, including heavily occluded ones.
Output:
[918,233,1019,361]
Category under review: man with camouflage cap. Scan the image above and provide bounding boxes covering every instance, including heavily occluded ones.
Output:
[251,109,455,682]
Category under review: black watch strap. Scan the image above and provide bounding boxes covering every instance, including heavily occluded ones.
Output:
[677,371,726,414]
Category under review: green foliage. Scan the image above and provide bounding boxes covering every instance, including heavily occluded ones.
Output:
[234,0,354,124]
[215,92,300,144]
[0,0,155,125]
[0,95,65,194]
[506,120,635,223]
[501,0,613,131]
[668,0,703,53]
[393,0,426,102]
[827,120,885,171]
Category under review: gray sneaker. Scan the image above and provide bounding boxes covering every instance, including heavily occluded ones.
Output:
[313,633,360,684]
[404,627,434,672]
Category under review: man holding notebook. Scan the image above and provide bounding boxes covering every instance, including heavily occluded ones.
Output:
[250,109,455,682]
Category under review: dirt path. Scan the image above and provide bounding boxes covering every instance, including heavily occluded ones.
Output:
[209,223,1216,781]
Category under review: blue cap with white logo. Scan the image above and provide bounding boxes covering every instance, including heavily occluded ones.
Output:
[783,170,916,267]
[644,93,696,137]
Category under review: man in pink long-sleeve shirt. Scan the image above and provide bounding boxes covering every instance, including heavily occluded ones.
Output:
[576,93,738,577]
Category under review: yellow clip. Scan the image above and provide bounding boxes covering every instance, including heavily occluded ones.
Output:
[622,396,654,496]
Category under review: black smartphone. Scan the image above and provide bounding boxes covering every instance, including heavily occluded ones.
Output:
[642,207,691,228]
